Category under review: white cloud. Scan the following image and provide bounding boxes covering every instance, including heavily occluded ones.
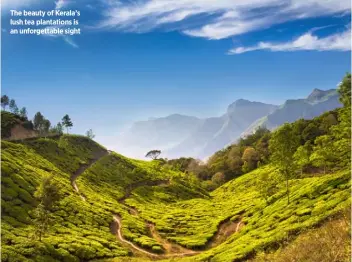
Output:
[63,36,79,48]
[55,0,69,9]
[98,0,351,40]
[228,28,351,54]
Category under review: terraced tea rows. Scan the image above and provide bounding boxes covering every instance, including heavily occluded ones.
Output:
[1,135,350,262]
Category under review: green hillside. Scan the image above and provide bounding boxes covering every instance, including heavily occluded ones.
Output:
[1,135,208,261]
[1,74,350,261]
[1,135,350,262]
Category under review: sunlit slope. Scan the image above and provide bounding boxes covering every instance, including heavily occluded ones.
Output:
[1,138,128,262]
[1,136,205,261]
[122,166,350,261]
[75,151,208,252]
[22,135,107,174]
[2,135,350,262]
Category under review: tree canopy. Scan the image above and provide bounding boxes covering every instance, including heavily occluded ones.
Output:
[269,123,300,204]
[32,176,61,241]
[62,114,73,134]
[86,129,95,139]
[1,95,9,110]
[145,150,161,160]
[337,72,351,107]
[9,99,18,114]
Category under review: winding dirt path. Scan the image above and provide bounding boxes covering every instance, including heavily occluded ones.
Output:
[148,223,199,256]
[71,150,109,201]
[115,180,242,259]
[205,217,243,249]
[71,150,243,259]
[112,215,160,258]
[112,214,200,259]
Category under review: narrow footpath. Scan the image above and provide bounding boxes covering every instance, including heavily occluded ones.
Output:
[70,150,109,201]
[71,150,243,259]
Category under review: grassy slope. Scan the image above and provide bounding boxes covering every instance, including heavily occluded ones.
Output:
[112,166,350,262]
[1,135,206,261]
[251,210,350,262]
[76,152,208,251]
[1,136,350,262]
[2,136,128,262]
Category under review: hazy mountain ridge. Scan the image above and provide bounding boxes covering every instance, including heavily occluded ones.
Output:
[241,88,342,137]
[117,88,341,159]
[198,100,278,159]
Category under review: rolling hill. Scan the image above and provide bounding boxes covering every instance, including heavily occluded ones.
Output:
[1,134,350,261]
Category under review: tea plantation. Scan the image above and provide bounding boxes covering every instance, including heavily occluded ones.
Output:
[1,134,350,262]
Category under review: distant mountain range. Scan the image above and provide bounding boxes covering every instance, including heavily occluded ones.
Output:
[116,88,341,160]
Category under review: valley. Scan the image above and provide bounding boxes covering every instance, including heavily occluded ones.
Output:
[1,135,350,261]
[1,74,351,261]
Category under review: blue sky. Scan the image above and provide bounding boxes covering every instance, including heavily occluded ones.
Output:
[1,0,351,149]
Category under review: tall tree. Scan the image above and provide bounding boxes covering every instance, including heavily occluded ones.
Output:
[32,176,61,241]
[56,122,63,134]
[1,95,9,110]
[211,172,225,187]
[13,105,19,115]
[255,132,271,163]
[145,150,161,160]
[330,73,351,169]
[302,122,322,143]
[256,172,280,204]
[42,119,51,135]
[33,112,44,131]
[62,114,73,134]
[310,135,336,174]
[319,113,338,133]
[241,147,259,173]
[19,107,27,119]
[86,129,95,139]
[269,123,300,204]
[9,99,18,114]
[337,72,351,107]
[226,145,243,176]
[293,142,311,175]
